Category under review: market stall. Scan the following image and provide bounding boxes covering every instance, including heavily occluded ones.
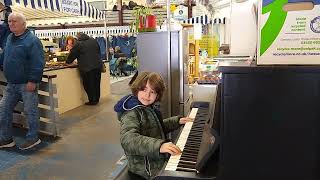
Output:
[5,0,105,26]
[43,63,110,114]
[181,14,226,83]
[2,0,114,114]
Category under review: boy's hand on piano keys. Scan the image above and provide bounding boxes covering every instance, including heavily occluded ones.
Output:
[179,117,194,125]
[160,142,182,155]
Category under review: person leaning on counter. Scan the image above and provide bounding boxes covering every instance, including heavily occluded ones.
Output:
[66,32,102,105]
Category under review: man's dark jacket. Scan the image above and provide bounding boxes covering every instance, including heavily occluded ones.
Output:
[66,33,102,72]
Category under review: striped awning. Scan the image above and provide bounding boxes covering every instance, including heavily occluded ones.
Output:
[182,15,226,25]
[79,0,104,19]
[4,0,104,20]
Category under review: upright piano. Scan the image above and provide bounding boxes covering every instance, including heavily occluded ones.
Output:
[158,62,320,180]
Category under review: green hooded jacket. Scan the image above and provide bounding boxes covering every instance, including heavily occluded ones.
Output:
[119,104,181,179]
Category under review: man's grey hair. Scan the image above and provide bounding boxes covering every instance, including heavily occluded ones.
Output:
[8,12,27,27]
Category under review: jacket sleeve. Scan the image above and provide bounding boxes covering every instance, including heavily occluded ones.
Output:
[0,49,3,67]
[66,42,80,64]
[28,38,45,82]
[163,115,181,133]
[120,110,166,159]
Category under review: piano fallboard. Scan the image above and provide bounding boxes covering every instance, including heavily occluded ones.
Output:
[156,170,216,180]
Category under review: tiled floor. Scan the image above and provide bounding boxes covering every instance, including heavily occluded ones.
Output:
[0,77,133,180]
[110,74,134,84]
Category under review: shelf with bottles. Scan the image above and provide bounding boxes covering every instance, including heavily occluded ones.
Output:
[189,42,195,56]
[199,56,220,81]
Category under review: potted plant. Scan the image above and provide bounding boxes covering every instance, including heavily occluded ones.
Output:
[131,6,157,32]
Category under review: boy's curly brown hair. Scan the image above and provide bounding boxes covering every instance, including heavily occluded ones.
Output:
[130,72,166,102]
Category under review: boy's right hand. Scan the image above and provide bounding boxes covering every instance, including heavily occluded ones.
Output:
[160,142,182,155]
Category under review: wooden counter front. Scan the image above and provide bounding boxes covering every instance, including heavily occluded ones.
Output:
[44,63,110,114]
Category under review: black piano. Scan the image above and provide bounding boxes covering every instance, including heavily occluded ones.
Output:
[158,62,320,180]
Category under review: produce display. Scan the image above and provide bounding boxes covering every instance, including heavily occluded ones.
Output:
[45,61,76,71]
[55,51,69,62]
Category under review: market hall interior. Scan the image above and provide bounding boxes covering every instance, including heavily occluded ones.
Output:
[0,78,131,180]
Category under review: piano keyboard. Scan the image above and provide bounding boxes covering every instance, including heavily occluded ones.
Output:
[165,107,208,173]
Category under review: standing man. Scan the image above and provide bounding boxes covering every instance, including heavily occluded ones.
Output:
[0,13,44,150]
[66,33,102,105]
[0,6,12,52]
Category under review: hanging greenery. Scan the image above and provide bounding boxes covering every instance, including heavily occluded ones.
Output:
[131,6,157,32]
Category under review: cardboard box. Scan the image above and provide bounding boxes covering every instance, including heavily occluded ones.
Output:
[257,0,320,65]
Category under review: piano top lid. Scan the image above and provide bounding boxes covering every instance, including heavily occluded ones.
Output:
[218,61,320,74]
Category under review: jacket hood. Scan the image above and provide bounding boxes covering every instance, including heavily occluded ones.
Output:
[114,94,145,116]
[77,33,90,41]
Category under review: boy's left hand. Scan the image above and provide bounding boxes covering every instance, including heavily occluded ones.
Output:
[179,117,194,125]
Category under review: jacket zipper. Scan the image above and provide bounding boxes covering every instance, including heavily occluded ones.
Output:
[150,110,166,139]
[144,156,152,177]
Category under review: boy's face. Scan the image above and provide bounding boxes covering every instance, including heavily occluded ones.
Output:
[138,81,157,106]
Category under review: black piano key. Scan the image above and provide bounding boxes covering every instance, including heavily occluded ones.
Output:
[177,163,196,169]
[184,144,200,149]
[189,130,203,134]
[183,146,200,151]
[180,155,197,160]
[182,152,198,157]
[183,146,199,150]
[180,157,197,162]
[176,167,197,172]
[184,142,200,146]
[184,146,200,150]
[180,156,197,161]
[183,148,199,154]
[187,134,203,138]
[186,138,202,142]
[181,151,197,156]
[178,161,196,166]
[184,144,200,148]
[188,132,203,135]
[188,134,202,137]
[189,138,202,142]
[179,160,196,164]
[181,152,197,158]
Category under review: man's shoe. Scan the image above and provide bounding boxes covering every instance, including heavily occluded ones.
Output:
[19,139,41,150]
[85,102,98,105]
[0,139,15,148]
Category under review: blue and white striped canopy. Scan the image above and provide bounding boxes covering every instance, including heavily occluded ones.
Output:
[4,0,104,19]
[182,15,226,25]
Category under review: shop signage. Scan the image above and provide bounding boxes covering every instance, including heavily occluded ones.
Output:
[257,0,320,64]
[154,0,184,6]
[199,35,219,57]
[192,5,207,17]
[173,5,188,21]
[61,0,81,15]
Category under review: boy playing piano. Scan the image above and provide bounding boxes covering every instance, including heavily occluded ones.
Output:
[114,72,193,179]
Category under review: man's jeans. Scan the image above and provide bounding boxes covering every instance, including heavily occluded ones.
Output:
[0,83,39,141]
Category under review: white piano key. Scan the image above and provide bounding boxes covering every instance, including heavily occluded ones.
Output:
[189,108,198,119]
[165,108,199,171]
